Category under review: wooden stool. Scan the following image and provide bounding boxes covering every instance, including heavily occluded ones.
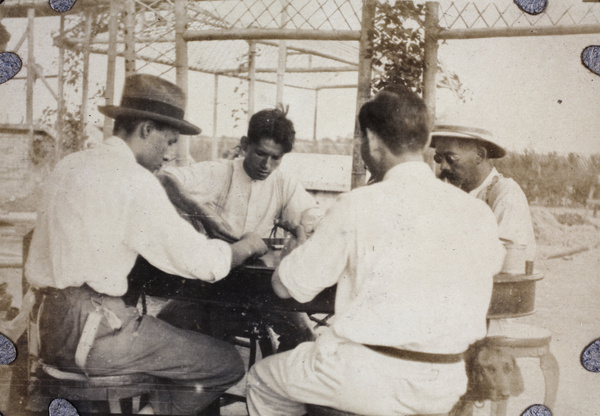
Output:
[305,404,447,416]
[40,363,156,414]
[485,323,559,416]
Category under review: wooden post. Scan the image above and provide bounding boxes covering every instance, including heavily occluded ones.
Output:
[213,74,219,138]
[80,9,93,140]
[26,8,35,126]
[312,89,319,142]
[103,0,120,139]
[276,1,288,106]
[351,0,376,189]
[56,15,65,162]
[423,2,439,129]
[212,74,219,160]
[123,0,136,77]
[248,41,256,121]
[175,0,190,165]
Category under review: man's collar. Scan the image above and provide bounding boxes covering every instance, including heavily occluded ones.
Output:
[469,167,499,197]
[383,161,433,182]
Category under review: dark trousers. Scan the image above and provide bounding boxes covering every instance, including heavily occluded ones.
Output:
[38,285,245,415]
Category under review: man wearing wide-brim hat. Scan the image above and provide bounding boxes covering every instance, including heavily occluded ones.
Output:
[429,124,536,262]
[25,74,267,414]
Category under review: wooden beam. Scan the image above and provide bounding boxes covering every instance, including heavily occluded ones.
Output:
[26,8,34,126]
[80,9,93,139]
[184,29,360,42]
[123,0,136,76]
[248,41,256,120]
[423,1,439,129]
[175,0,190,165]
[438,24,600,40]
[56,15,65,162]
[351,0,375,190]
[103,0,120,139]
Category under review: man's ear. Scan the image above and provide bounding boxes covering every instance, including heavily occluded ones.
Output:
[139,120,153,140]
[240,136,249,152]
[476,144,488,162]
[365,128,382,153]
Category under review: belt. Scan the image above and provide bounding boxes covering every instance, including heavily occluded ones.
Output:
[365,345,464,364]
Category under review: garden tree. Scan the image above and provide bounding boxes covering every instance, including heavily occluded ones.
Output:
[371,1,466,100]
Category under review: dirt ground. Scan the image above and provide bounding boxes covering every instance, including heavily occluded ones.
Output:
[1,205,599,415]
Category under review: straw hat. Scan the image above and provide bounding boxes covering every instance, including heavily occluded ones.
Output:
[430,124,506,159]
[99,74,201,135]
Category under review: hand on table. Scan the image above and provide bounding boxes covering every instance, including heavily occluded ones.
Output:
[241,232,269,258]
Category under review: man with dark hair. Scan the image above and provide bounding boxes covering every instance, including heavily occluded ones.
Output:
[246,88,505,416]
[156,107,321,350]
[430,125,536,262]
[158,107,319,242]
[25,74,267,415]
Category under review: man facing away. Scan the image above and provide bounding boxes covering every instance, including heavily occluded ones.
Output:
[155,107,321,350]
[246,87,505,416]
[24,74,267,415]
[430,125,536,262]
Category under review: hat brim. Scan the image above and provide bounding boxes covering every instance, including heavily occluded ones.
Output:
[99,105,201,136]
[430,130,506,159]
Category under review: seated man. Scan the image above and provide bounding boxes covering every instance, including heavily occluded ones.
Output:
[430,125,536,262]
[25,74,267,415]
[246,87,505,416]
[156,107,321,350]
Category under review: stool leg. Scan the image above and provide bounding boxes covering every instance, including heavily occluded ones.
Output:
[131,396,141,414]
[107,390,122,414]
[540,350,559,409]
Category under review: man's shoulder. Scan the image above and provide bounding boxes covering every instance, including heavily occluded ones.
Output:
[491,174,527,201]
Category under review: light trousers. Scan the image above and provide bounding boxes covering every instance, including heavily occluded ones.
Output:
[247,329,468,416]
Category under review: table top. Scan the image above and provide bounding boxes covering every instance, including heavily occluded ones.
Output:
[126,249,335,314]
[127,250,543,318]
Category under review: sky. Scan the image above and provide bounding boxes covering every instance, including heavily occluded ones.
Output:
[1,1,600,155]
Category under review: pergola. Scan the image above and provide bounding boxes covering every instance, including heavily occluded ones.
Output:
[3,0,600,188]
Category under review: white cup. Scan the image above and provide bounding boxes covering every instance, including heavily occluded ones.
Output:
[501,242,526,275]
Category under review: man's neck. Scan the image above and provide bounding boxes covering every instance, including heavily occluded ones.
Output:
[466,164,493,193]
[380,151,424,176]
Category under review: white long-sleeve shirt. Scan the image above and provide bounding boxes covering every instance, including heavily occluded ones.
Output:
[25,136,232,297]
[162,158,320,239]
[278,162,505,354]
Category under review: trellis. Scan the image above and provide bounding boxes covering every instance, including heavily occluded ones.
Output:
[4,0,600,187]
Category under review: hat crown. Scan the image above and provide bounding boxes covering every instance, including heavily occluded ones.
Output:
[430,124,506,159]
[121,74,186,112]
[98,74,201,135]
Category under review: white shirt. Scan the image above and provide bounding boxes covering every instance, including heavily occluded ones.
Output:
[25,136,232,297]
[278,162,505,354]
[162,158,320,239]
[470,167,536,261]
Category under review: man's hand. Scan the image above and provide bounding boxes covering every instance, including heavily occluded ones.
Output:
[281,224,307,259]
[191,207,238,243]
[230,232,268,268]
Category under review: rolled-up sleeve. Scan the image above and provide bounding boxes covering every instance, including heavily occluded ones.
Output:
[277,194,352,303]
[124,176,232,282]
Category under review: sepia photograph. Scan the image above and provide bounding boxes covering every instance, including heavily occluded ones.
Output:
[0,0,599,415]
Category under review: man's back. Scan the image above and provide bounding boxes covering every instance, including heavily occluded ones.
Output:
[279,162,504,354]
[26,138,231,296]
